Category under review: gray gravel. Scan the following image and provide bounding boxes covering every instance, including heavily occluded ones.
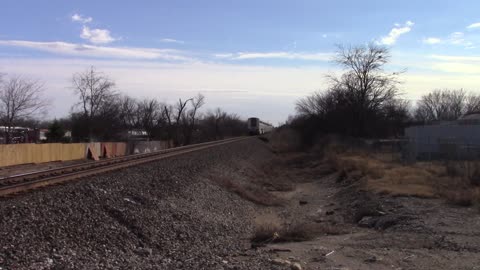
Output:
[0,138,282,269]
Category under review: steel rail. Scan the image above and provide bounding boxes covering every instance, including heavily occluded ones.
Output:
[0,137,247,197]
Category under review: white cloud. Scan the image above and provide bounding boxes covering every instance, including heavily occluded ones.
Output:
[449,32,465,44]
[214,53,234,58]
[378,21,414,45]
[71,13,92,23]
[422,32,474,48]
[159,38,185,44]
[216,51,332,61]
[447,32,474,47]
[467,22,480,29]
[423,37,442,44]
[431,62,480,74]
[0,40,192,61]
[80,26,116,44]
[430,54,480,62]
[427,54,480,74]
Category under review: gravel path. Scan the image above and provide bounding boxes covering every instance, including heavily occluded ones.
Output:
[0,138,282,270]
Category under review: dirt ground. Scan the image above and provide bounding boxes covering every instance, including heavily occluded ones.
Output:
[258,151,480,270]
[2,138,480,269]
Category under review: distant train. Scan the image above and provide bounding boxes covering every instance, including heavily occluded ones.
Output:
[247,117,273,135]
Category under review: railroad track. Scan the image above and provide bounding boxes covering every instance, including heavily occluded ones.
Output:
[0,137,247,197]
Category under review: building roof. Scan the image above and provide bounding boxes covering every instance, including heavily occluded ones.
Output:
[459,112,480,120]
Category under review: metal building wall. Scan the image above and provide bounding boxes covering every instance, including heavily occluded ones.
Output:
[405,124,480,159]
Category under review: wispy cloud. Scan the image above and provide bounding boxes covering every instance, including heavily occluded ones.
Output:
[71,13,92,24]
[159,38,185,44]
[0,40,192,61]
[80,26,116,44]
[378,21,414,45]
[422,32,475,48]
[430,54,480,62]
[448,32,474,48]
[449,32,465,44]
[467,22,480,29]
[215,51,332,61]
[422,37,442,44]
[428,54,480,74]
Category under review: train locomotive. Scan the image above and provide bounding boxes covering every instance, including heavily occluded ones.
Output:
[247,117,273,135]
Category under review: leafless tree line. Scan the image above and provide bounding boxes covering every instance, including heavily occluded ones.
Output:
[69,67,245,144]
[0,67,246,144]
[414,89,480,122]
[294,44,480,142]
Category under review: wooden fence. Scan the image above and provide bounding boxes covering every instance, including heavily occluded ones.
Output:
[0,140,172,167]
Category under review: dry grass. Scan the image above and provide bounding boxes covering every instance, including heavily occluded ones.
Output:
[269,128,302,153]
[327,144,480,206]
[251,214,315,244]
[330,153,436,197]
[251,214,283,243]
[444,190,475,207]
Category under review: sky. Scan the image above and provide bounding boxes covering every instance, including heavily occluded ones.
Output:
[1,0,480,125]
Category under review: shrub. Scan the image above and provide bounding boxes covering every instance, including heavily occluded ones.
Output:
[250,214,317,244]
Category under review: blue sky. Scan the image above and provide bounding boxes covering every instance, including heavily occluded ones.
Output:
[1,0,480,124]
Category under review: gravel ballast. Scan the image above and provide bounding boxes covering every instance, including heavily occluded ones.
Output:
[0,138,281,269]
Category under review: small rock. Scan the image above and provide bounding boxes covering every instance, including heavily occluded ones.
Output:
[311,256,326,263]
[299,200,308,205]
[375,216,399,230]
[271,258,291,266]
[358,216,377,228]
[364,256,377,263]
[134,248,153,257]
[326,211,334,216]
[291,262,302,270]
[123,198,137,204]
[52,253,62,260]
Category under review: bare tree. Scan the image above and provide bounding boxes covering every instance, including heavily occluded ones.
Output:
[213,108,227,139]
[295,92,326,116]
[174,98,192,124]
[161,104,174,141]
[414,89,480,122]
[137,98,161,139]
[71,66,116,141]
[294,44,406,138]
[0,75,48,143]
[329,44,402,136]
[184,93,205,144]
[171,98,192,145]
[466,94,480,113]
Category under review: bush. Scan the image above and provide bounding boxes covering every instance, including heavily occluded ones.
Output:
[445,190,474,207]
[269,128,301,152]
[251,217,314,244]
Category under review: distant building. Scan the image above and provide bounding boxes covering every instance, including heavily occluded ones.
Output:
[0,126,32,144]
[39,129,48,141]
[118,129,149,141]
[405,113,480,160]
